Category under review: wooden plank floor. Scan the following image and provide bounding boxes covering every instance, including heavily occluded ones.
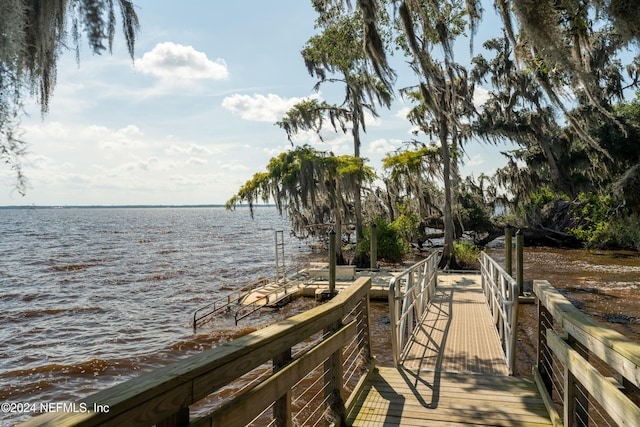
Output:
[348,368,553,426]
[347,273,553,426]
[401,273,508,375]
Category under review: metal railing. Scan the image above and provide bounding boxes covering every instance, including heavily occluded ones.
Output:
[192,278,269,332]
[479,251,519,375]
[388,251,439,367]
[233,280,302,325]
[534,280,640,427]
[19,277,374,427]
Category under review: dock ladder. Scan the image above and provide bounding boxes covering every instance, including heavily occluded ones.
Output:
[274,230,286,283]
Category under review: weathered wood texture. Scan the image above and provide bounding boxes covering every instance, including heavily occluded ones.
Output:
[535,280,640,427]
[348,368,553,426]
[18,278,372,427]
[348,273,553,426]
[401,274,509,375]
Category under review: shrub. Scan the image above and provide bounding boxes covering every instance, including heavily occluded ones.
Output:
[454,241,481,270]
[568,193,614,247]
[600,213,640,251]
[358,218,408,263]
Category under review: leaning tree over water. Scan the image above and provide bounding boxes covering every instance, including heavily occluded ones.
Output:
[1,0,139,194]
[226,145,376,262]
[277,4,392,265]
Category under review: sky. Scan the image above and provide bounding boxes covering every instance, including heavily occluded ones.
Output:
[0,1,507,206]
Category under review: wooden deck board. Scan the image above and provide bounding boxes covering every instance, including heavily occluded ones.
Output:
[348,273,553,426]
[401,274,508,375]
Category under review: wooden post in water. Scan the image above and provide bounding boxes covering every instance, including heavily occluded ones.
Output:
[329,229,336,296]
[370,223,377,270]
[516,230,524,296]
[505,225,513,276]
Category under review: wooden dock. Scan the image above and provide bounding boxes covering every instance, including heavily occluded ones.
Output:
[19,253,640,427]
[347,273,553,426]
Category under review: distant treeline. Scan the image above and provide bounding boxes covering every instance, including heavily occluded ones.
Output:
[0,204,277,210]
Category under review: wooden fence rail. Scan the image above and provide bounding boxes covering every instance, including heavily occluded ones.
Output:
[534,280,640,427]
[19,277,373,427]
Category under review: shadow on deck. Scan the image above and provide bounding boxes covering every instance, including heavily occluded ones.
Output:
[347,272,553,426]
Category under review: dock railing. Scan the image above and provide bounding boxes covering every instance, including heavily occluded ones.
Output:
[479,251,519,375]
[19,277,373,427]
[388,251,439,367]
[192,278,269,332]
[534,280,640,427]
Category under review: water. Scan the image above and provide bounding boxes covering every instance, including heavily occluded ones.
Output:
[0,206,318,425]
[1,209,639,425]
[489,247,640,379]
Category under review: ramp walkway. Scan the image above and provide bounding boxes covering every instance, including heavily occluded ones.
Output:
[347,258,553,426]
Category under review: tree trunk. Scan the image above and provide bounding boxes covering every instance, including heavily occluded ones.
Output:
[438,116,458,270]
[334,208,346,264]
[352,109,369,267]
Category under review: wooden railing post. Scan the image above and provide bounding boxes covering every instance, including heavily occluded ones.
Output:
[157,407,189,427]
[370,223,377,270]
[537,300,553,396]
[273,348,293,427]
[324,319,346,426]
[329,229,336,296]
[516,230,524,296]
[505,225,512,277]
[566,335,589,427]
[358,294,372,364]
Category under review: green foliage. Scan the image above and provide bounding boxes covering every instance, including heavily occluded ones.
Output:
[453,241,481,270]
[600,214,640,251]
[568,192,614,247]
[1,0,139,194]
[393,202,420,243]
[357,218,408,263]
[529,185,567,207]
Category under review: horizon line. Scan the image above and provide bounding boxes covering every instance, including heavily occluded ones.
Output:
[0,203,277,209]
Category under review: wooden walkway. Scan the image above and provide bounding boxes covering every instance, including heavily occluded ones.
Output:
[348,273,553,426]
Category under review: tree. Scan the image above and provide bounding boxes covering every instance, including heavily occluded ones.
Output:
[382,142,443,221]
[392,2,479,269]
[226,145,376,262]
[320,0,484,268]
[277,5,392,266]
[1,0,139,193]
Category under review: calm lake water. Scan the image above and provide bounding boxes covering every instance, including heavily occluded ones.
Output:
[1,207,639,425]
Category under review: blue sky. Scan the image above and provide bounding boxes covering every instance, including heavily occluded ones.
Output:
[0,1,506,206]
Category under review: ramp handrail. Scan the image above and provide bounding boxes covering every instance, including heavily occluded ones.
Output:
[19,277,373,427]
[233,280,302,325]
[192,278,268,332]
[479,251,519,375]
[388,252,439,367]
[534,280,640,427]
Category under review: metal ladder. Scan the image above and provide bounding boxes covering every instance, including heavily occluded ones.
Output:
[274,230,286,284]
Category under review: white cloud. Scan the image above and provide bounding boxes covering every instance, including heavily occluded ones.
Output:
[465,153,485,167]
[473,86,491,109]
[221,93,320,122]
[166,143,214,156]
[368,138,403,155]
[187,157,208,166]
[395,107,412,120]
[137,42,229,80]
